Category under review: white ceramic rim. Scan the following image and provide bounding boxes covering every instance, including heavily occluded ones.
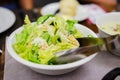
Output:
[7,24,97,70]
[0,7,16,33]
[96,12,120,35]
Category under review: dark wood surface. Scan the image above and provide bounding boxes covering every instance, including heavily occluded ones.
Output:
[1,1,119,79]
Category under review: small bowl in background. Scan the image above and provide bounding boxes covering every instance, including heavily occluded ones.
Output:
[96,12,120,56]
[96,12,120,37]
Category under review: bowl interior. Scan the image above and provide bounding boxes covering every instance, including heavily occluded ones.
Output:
[96,12,120,35]
[7,24,97,70]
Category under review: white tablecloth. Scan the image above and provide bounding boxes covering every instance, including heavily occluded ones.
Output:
[4,50,120,80]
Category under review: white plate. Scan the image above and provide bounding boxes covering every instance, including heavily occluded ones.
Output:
[0,7,16,33]
[41,2,89,21]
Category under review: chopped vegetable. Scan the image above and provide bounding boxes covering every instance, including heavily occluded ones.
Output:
[13,14,83,65]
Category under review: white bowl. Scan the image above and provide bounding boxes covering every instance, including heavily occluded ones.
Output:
[96,12,120,56]
[96,12,120,37]
[7,24,97,75]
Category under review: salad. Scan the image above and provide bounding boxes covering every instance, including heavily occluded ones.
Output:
[13,14,83,65]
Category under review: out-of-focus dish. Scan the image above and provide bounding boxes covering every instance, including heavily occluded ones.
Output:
[59,0,79,17]
[0,7,16,33]
[96,12,120,37]
[7,14,97,75]
[41,2,89,21]
[96,12,120,56]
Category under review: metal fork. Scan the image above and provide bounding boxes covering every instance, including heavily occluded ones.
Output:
[56,34,120,63]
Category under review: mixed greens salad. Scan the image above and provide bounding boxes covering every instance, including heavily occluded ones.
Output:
[13,14,83,65]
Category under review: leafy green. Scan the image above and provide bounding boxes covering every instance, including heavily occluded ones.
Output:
[13,14,83,65]
[37,14,53,24]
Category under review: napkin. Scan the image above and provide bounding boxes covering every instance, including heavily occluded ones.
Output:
[83,4,106,24]
[4,50,120,80]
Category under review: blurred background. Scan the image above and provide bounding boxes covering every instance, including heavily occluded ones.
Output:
[0,0,117,11]
[0,0,119,34]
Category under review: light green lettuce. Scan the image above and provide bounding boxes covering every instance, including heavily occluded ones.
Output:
[13,14,83,65]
